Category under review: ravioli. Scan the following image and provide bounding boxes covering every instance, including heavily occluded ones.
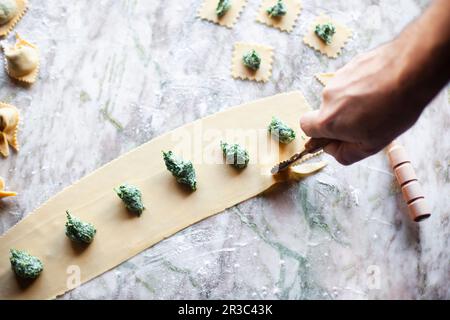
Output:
[0,102,19,158]
[4,33,39,84]
[0,0,27,37]
[0,177,17,198]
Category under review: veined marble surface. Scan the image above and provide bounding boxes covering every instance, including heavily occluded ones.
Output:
[0,0,448,299]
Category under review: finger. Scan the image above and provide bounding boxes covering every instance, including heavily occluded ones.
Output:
[333,142,375,165]
[323,141,341,157]
[300,110,324,138]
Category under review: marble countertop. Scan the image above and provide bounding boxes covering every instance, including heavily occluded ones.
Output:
[0,0,448,299]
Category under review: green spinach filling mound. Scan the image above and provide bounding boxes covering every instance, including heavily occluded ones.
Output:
[242,49,261,71]
[267,0,287,18]
[65,211,97,244]
[268,116,296,144]
[163,151,197,191]
[114,184,145,216]
[315,23,336,44]
[221,141,249,169]
[216,0,231,17]
[10,249,43,279]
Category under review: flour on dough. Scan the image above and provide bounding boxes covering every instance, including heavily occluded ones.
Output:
[3,33,40,84]
[231,42,274,82]
[0,177,17,198]
[303,15,352,58]
[198,0,247,28]
[315,72,335,86]
[0,102,19,157]
[0,0,27,37]
[256,0,302,32]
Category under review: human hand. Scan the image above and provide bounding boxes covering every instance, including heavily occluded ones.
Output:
[300,0,450,165]
[300,41,426,165]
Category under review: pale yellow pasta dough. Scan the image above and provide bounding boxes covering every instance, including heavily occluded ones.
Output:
[256,0,302,33]
[293,149,323,165]
[0,91,314,299]
[0,0,27,37]
[0,0,17,25]
[0,102,19,157]
[231,42,274,82]
[0,177,17,198]
[289,161,327,179]
[198,0,247,28]
[303,15,352,58]
[4,33,40,84]
[315,72,335,86]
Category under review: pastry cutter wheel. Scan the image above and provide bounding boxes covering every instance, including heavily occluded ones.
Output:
[270,137,332,175]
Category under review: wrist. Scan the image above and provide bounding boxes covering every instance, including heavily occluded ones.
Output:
[395,1,450,113]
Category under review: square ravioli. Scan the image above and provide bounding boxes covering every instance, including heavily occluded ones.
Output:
[256,0,302,32]
[303,15,352,58]
[231,42,274,82]
[198,0,247,28]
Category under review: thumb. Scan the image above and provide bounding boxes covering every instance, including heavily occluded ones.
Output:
[300,110,324,138]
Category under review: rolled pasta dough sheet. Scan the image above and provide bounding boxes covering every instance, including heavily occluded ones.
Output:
[0,91,312,299]
[256,0,302,32]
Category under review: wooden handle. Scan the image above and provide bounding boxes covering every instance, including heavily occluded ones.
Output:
[387,141,431,222]
[304,137,333,154]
